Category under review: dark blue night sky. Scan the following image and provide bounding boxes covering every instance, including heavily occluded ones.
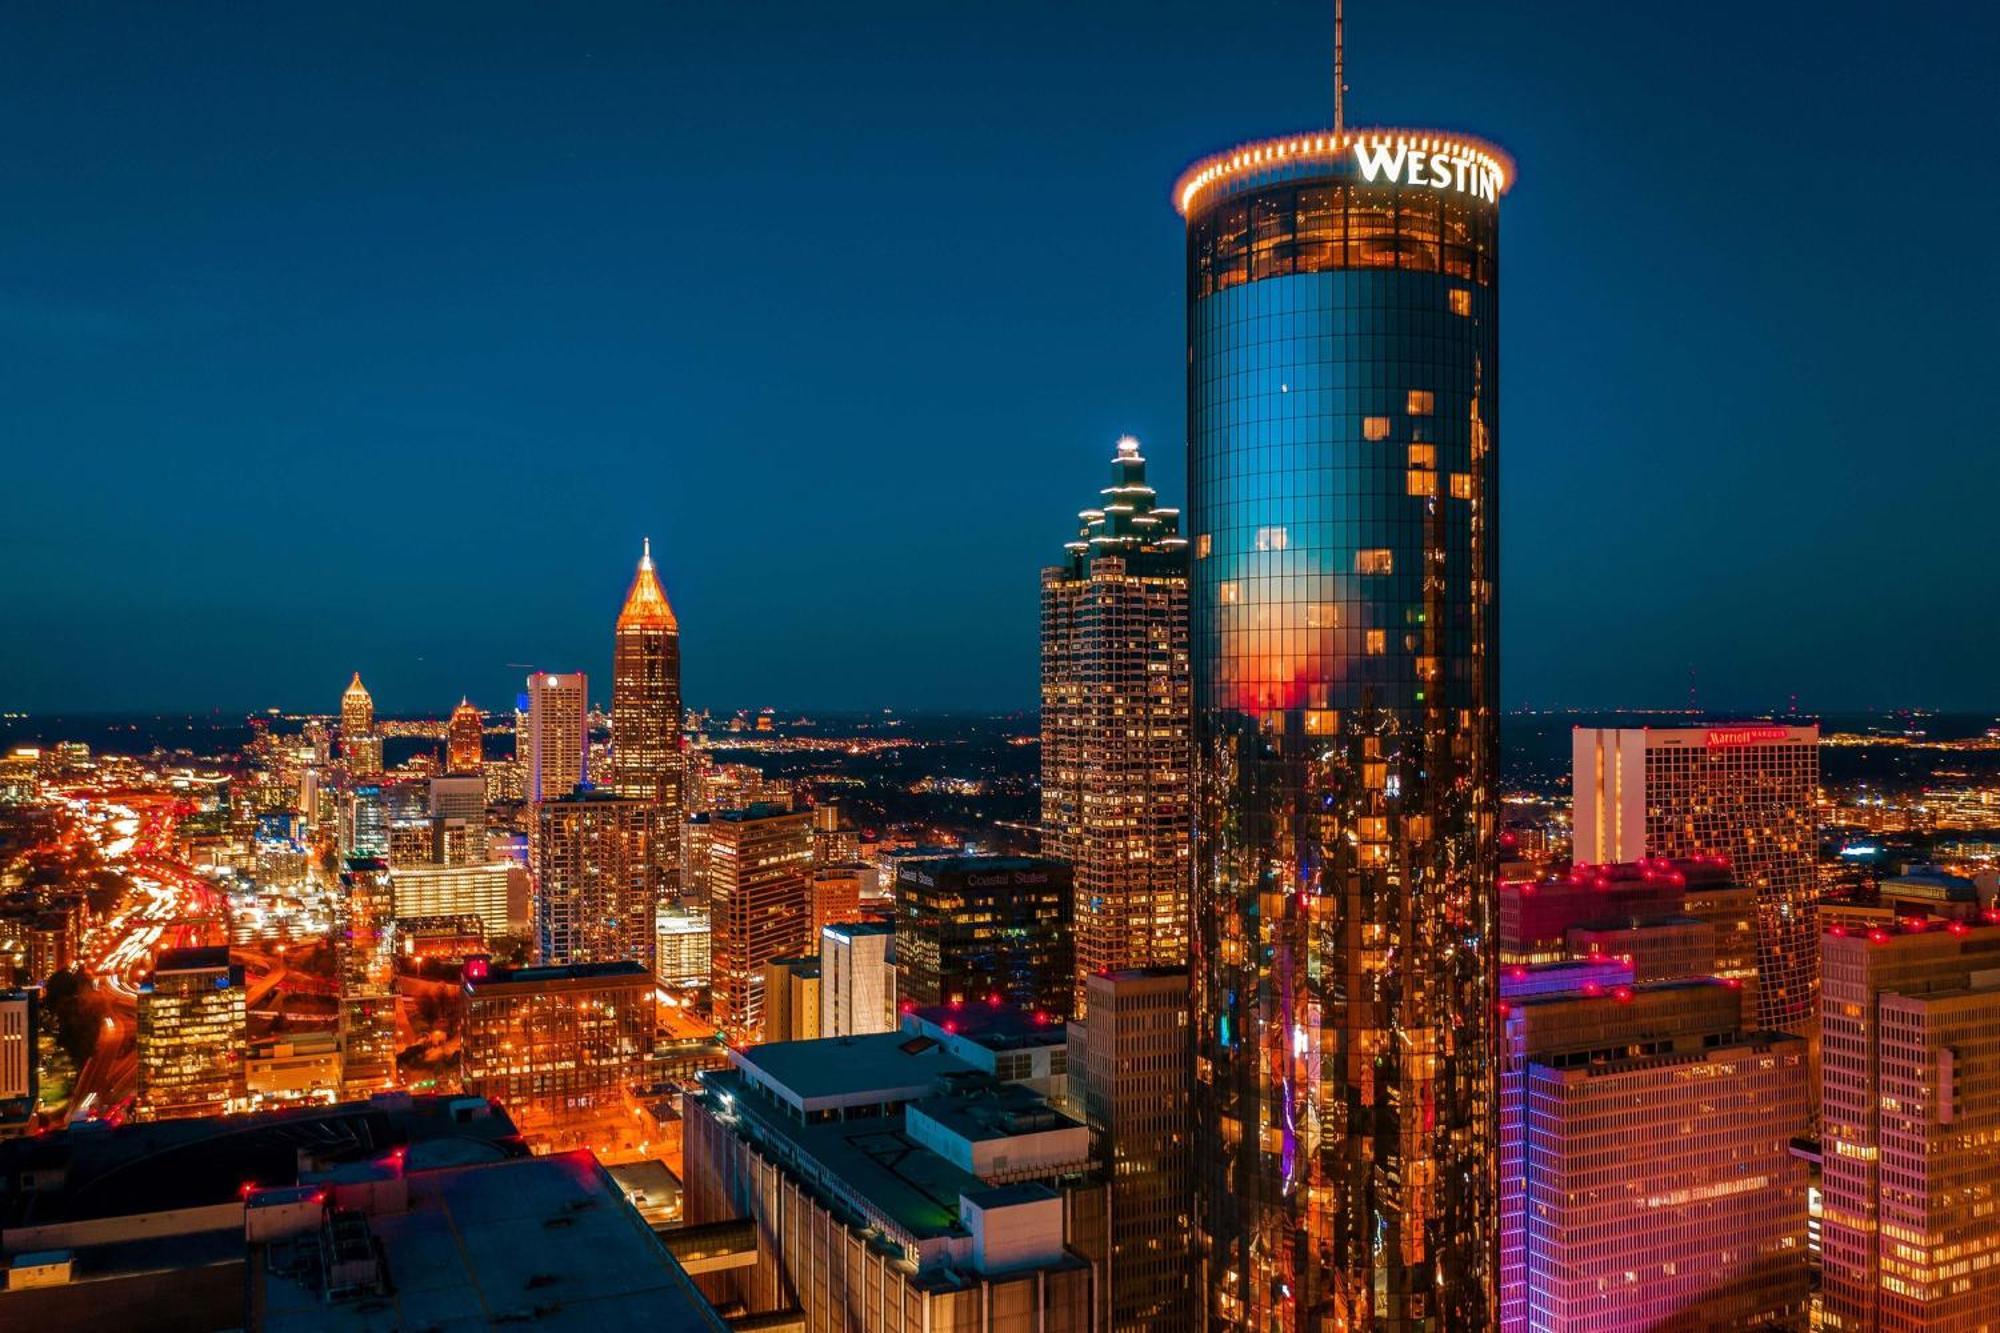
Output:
[3,2,1994,716]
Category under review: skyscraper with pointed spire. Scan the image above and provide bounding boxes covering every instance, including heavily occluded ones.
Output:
[611,538,683,901]
[340,671,382,777]
[1041,437,1191,1014]
[446,697,484,775]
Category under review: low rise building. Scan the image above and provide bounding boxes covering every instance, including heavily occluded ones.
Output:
[901,1003,1070,1102]
[683,1032,1101,1328]
[760,955,820,1043]
[0,1096,730,1329]
[244,1030,344,1107]
[459,960,655,1141]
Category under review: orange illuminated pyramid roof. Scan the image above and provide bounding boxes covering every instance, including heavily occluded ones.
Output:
[617,538,677,630]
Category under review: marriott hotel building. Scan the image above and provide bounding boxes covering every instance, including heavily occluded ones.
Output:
[1176,129,1509,1328]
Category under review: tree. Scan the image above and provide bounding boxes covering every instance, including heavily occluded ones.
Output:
[40,968,109,1065]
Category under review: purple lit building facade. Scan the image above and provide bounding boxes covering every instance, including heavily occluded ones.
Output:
[1500,977,1809,1330]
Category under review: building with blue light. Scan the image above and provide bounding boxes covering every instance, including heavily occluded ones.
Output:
[1176,128,1510,1327]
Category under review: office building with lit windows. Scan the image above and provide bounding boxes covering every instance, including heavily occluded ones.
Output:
[681,811,712,903]
[534,787,654,970]
[809,864,865,935]
[137,946,247,1120]
[1,990,36,1136]
[391,861,512,942]
[655,907,711,990]
[1574,724,1821,1038]
[340,782,389,859]
[1820,917,2000,1328]
[460,959,656,1138]
[1178,127,1509,1325]
[523,671,589,803]
[611,540,684,900]
[895,855,1073,1018]
[1041,436,1191,1014]
[707,802,814,1040]
[812,800,861,866]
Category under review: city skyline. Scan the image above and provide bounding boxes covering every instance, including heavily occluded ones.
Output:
[5,2,1998,716]
[8,8,2000,1328]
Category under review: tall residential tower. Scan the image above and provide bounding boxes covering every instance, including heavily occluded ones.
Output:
[611,539,684,900]
[1041,437,1191,1012]
[523,671,588,802]
[1178,128,1510,1326]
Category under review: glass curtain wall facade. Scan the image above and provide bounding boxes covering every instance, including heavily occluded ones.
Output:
[1177,131,1509,1329]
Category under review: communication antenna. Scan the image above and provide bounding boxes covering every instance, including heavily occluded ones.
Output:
[1333,0,1347,133]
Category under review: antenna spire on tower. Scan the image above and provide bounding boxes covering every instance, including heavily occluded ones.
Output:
[1333,0,1346,133]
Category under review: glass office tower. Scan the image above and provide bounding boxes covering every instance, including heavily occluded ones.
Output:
[1176,130,1511,1328]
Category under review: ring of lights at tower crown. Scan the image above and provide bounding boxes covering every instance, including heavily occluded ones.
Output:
[1173,128,1514,217]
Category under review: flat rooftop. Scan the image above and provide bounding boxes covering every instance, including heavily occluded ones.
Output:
[713,802,797,823]
[1528,1031,1807,1083]
[895,854,1063,876]
[908,1082,1082,1145]
[822,920,892,940]
[1882,871,1979,902]
[257,1151,727,1331]
[152,944,232,974]
[0,1094,523,1230]
[904,1004,1066,1050]
[731,1032,976,1115]
[1501,975,1741,1014]
[465,959,651,991]
[700,1068,982,1243]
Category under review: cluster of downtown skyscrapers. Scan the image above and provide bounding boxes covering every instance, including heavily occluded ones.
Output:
[15,113,1999,1333]
[326,117,1999,1330]
[1034,123,2000,1331]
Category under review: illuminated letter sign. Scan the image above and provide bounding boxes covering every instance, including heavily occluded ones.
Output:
[1353,140,1500,203]
[1704,726,1792,748]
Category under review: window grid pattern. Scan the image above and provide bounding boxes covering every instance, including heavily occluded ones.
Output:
[1188,168,1500,1328]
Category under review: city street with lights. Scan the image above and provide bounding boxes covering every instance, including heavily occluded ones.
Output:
[63,796,228,1120]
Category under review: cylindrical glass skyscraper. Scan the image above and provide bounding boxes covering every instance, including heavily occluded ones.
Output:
[1176,130,1511,1328]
